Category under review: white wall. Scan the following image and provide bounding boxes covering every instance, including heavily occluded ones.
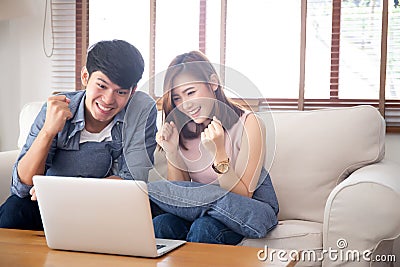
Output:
[0,20,19,151]
[0,0,52,151]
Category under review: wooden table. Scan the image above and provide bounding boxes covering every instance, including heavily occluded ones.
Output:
[0,229,297,267]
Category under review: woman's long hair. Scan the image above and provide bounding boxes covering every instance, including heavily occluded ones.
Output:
[161,51,245,150]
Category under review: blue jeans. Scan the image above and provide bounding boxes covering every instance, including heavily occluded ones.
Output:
[148,167,279,239]
[153,213,244,245]
[0,195,43,230]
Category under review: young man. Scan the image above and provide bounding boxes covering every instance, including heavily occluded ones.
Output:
[0,40,157,230]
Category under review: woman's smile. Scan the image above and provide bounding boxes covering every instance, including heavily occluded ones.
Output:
[187,106,201,117]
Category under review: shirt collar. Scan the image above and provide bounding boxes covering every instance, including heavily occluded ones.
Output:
[113,103,126,124]
[71,94,86,124]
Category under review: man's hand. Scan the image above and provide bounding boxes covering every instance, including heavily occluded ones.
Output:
[29,187,37,201]
[42,95,72,137]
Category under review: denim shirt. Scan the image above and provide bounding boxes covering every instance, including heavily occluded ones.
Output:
[11,90,157,198]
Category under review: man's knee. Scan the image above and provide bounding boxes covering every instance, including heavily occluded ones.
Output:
[0,195,42,230]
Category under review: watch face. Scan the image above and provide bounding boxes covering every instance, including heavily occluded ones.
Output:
[212,158,230,174]
[212,159,229,174]
[217,163,229,174]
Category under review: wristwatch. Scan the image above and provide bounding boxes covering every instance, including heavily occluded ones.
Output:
[212,158,230,174]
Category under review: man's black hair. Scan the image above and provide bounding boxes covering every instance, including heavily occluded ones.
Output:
[86,40,144,89]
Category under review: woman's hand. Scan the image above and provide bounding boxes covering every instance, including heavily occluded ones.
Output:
[201,116,226,160]
[156,121,179,155]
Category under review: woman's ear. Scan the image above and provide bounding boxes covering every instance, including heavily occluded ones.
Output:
[209,74,219,91]
[81,67,89,86]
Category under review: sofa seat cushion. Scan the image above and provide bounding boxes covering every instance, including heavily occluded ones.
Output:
[239,220,322,251]
[257,106,385,223]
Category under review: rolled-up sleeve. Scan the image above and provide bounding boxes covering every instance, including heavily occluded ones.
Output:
[11,103,57,198]
[11,164,32,198]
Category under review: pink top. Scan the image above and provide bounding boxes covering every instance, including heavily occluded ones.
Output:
[179,111,251,184]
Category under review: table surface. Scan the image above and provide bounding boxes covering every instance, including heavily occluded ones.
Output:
[0,228,297,267]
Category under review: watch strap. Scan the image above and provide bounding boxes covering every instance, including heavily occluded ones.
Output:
[212,158,230,174]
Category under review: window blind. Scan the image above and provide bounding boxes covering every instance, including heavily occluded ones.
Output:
[51,0,76,93]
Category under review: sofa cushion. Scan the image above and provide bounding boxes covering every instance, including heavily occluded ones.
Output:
[258,105,385,223]
[239,219,322,250]
[0,150,19,203]
[240,220,323,267]
[18,101,43,149]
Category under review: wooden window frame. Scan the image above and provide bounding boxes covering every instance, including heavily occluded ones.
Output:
[79,0,400,132]
[75,0,89,90]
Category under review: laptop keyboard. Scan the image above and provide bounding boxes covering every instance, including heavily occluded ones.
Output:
[156,244,166,250]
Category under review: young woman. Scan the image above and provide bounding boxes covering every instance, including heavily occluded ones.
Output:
[149,51,278,245]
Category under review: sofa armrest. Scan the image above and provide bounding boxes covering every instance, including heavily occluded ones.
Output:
[323,160,400,266]
[0,150,19,203]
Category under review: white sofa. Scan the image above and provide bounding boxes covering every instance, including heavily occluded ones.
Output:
[1,102,399,266]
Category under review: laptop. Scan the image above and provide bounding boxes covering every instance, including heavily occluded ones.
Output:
[33,175,186,258]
